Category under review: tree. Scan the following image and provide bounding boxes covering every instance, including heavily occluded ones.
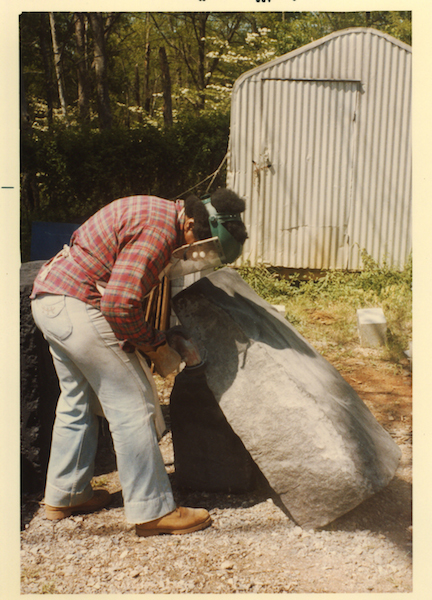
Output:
[38,13,55,127]
[149,13,246,113]
[88,12,112,130]
[74,13,91,123]
[143,30,152,114]
[49,12,69,122]
[19,10,412,131]
[158,46,173,127]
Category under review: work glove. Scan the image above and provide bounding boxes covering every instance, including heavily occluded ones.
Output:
[142,343,181,378]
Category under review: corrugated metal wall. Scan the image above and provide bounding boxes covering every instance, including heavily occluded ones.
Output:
[227,28,412,270]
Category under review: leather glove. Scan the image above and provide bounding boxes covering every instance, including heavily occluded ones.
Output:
[143,343,181,378]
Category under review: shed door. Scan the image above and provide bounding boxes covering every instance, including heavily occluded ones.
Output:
[255,79,360,269]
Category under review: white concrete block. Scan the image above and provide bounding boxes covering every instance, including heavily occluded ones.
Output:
[357,308,387,347]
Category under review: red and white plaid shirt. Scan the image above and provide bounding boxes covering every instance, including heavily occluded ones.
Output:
[31,196,185,349]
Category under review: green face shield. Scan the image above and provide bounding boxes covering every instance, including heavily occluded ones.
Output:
[202,197,243,264]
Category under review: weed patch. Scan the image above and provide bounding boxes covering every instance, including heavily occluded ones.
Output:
[237,253,412,365]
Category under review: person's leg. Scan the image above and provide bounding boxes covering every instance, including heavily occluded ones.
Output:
[45,347,100,507]
[31,294,100,508]
[32,294,210,533]
[32,294,175,521]
[79,300,175,523]
[34,294,175,523]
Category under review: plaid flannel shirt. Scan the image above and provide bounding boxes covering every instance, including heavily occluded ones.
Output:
[31,196,184,349]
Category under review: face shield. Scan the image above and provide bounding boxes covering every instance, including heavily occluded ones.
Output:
[161,197,245,281]
[163,237,225,280]
[202,197,244,264]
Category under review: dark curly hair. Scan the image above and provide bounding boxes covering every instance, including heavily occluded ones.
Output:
[184,189,248,244]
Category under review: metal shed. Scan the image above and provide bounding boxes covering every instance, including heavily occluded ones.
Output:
[227,28,412,270]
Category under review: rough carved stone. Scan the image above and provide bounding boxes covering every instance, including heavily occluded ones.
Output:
[20,261,58,496]
[172,268,401,529]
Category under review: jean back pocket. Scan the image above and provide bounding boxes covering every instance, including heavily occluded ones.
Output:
[41,296,73,341]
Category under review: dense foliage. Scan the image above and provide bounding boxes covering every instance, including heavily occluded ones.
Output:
[20,112,230,260]
[20,11,412,129]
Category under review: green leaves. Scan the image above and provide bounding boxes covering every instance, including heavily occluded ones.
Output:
[20,113,230,261]
[20,11,411,133]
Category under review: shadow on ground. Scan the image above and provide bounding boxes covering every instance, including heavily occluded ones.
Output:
[325,475,412,555]
[169,470,412,557]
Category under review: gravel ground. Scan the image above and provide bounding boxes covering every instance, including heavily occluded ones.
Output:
[20,366,413,595]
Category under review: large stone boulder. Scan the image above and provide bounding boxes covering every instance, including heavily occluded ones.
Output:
[171,268,401,529]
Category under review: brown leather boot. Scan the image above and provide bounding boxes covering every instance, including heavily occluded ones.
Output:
[135,507,212,537]
[45,489,111,521]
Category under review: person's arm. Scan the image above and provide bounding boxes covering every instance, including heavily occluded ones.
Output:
[99,227,171,350]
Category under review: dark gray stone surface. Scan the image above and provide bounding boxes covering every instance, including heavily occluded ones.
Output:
[170,362,257,493]
[20,261,58,496]
[172,268,401,529]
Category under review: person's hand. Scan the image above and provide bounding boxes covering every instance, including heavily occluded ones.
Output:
[140,343,181,377]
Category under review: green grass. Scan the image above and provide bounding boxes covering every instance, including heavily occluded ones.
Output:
[237,251,412,366]
[41,582,58,594]
[92,475,109,488]
[21,568,58,594]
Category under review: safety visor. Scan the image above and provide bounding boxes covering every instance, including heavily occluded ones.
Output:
[163,237,225,280]
[202,197,243,264]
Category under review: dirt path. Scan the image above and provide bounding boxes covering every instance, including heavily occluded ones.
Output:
[20,349,412,594]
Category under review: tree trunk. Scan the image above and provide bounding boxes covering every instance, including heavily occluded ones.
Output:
[134,64,143,123]
[74,13,91,123]
[88,12,112,130]
[20,51,31,132]
[49,12,68,122]
[38,13,54,127]
[195,13,208,111]
[20,28,39,220]
[123,78,130,129]
[143,13,151,114]
[158,46,173,127]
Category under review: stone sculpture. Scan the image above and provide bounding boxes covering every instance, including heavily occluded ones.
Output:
[171,268,401,529]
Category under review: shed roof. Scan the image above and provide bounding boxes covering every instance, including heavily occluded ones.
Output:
[233,27,412,89]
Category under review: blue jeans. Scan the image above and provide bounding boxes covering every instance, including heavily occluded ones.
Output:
[31,294,176,523]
